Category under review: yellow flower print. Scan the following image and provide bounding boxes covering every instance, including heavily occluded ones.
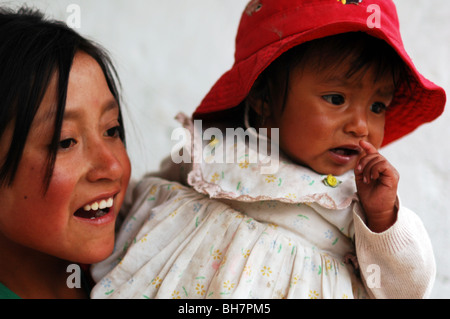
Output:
[284,193,297,199]
[342,293,348,299]
[149,185,157,196]
[239,159,250,169]
[292,275,300,285]
[244,266,252,276]
[152,276,162,289]
[242,249,250,258]
[325,259,332,271]
[139,234,148,243]
[261,266,272,277]
[212,249,222,260]
[265,175,276,183]
[169,184,182,191]
[172,290,181,299]
[196,283,205,296]
[268,223,278,229]
[309,290,319,299]
[210,172,220,183]
[169,210,178,218]
[223,280,235,291]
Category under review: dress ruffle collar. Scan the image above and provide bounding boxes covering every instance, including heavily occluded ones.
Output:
[177,113,358,210]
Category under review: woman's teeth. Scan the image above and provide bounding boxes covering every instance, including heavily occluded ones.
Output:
[83,197,113,211]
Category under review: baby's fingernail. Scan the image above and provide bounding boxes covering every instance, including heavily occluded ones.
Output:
[357,165,362,172]
[363,176,368,184]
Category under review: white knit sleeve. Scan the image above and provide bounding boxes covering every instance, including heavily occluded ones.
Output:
[352,198,436,299]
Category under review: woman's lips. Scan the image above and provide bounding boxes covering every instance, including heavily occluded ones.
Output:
[74,196,115,220]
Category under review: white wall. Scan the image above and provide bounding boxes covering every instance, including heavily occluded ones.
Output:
[2,0,449,298]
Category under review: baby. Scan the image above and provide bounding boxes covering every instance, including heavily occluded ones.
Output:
[91,0,445,299]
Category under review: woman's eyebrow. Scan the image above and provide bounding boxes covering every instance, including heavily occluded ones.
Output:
[34,99,119,127]
[63,99,119,121]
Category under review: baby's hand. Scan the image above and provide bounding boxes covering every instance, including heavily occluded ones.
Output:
[355,140,399,233]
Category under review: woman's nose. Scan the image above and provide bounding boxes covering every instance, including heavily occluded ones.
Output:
[85,141,123,183]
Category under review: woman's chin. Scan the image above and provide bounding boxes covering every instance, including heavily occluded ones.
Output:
[71,239,115,265]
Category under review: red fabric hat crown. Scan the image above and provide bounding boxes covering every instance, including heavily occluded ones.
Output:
[193,0,446,146]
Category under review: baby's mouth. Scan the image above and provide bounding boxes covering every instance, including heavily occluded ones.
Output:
[74,197,114,219]
[330,147,360,156]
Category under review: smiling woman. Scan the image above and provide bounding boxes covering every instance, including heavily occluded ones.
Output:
[0,7,131,298]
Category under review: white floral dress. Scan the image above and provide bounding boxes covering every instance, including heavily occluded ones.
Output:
[90,117,435,299]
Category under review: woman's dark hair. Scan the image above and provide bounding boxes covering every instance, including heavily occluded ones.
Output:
[0,6,125,191]
[246,31,409,126]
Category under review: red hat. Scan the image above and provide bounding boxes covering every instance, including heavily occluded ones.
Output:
[193,0,446,146]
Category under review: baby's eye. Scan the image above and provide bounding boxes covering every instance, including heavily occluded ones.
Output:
[370,102,387,114]
[104,126,121,138]
[59,138,77,150]
[322,94,345,105]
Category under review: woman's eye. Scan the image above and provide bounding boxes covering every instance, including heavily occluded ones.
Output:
[370,102,387,114]
[323,94,345,105]
[105,126,121,138]
[59,138,77,149]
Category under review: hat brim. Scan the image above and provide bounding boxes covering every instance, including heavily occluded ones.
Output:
[194,22,446,147]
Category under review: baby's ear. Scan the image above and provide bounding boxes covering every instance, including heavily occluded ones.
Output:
[246,91,272,119]
[246,93,273,128]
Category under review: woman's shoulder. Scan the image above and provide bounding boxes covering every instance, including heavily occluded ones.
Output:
[0,282,20,299]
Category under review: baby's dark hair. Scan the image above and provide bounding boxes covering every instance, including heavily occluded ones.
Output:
[247,32,409,126]
[0,6,124,191]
